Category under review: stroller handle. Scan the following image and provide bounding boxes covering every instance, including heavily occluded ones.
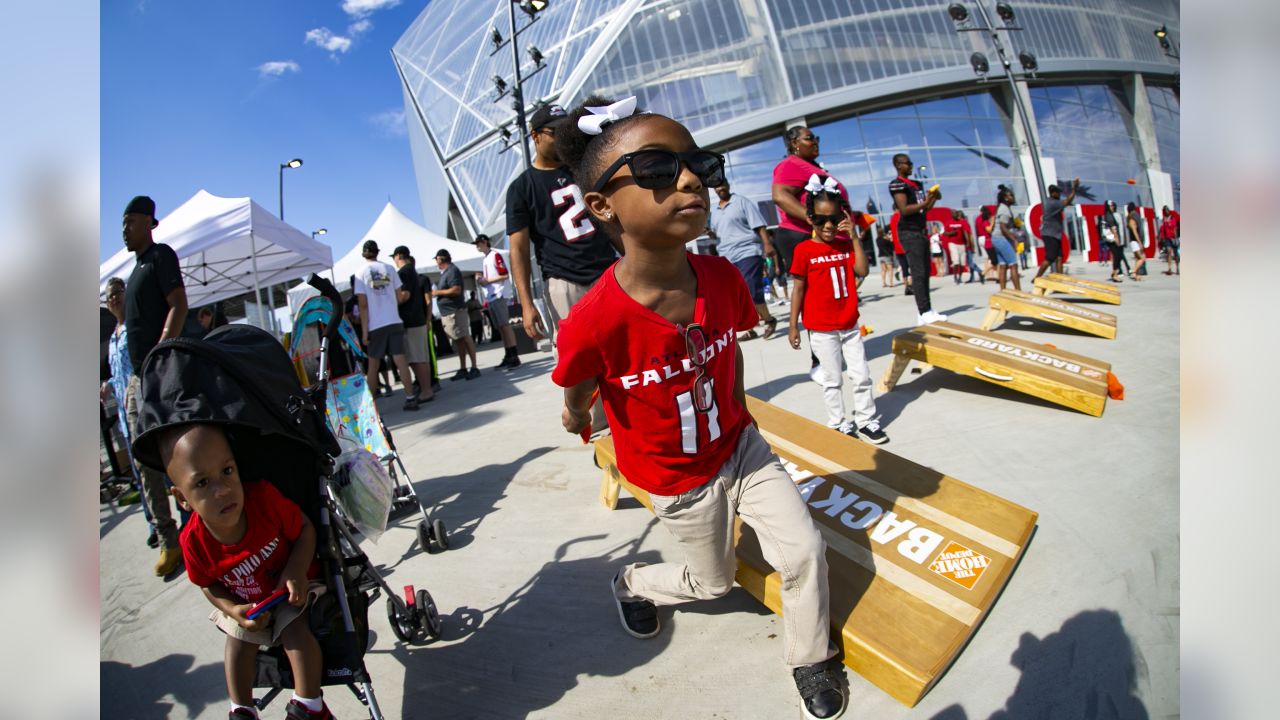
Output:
[306,273,345,341]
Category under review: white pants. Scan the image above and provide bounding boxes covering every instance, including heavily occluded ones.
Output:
[617,426,834,668]
[809,327,877,429]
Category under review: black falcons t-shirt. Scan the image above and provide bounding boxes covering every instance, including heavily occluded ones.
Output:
[124,242,184,376]
[505,166,617,286]
[397,264,427,329]
[888,176,926,233]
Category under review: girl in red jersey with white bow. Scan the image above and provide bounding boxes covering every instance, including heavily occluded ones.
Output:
[787,178,889,445]
[551,95,848,720]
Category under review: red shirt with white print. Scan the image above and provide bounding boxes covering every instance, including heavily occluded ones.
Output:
[552,254,760,496]
[791,237,861,332]
[180,480,306,603]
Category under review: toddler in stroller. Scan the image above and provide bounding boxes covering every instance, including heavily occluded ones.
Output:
[132,276,442,720]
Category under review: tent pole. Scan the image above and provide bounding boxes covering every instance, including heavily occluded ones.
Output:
[248,232,268,333]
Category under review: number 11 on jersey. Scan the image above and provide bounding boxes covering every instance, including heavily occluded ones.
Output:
[676,379,721,454]
[830,266,849,299]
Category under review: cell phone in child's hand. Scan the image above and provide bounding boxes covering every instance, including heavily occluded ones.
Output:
[247,589,288,620]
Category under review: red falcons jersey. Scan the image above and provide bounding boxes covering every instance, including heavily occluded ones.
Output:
[791,238,861,332]
[552,254,760,496]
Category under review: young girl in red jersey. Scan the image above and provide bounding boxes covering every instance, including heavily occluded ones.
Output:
[787,179,889,445]
[550,96,848,720]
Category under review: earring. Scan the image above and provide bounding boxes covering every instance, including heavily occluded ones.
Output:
[605,212,614,220]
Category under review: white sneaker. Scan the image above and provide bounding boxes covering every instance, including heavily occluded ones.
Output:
[835,421,855,435]
[918,310,948,325]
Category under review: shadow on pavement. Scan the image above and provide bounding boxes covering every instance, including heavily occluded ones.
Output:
[380,535,673,718]
[930,609,1150,720]
[874,363,1066,427]
[101,655,226,719]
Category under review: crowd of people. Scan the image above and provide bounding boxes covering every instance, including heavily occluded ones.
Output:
[100,93,1180,720]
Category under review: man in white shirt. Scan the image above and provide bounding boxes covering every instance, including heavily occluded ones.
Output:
[475,234,520,370]
[354,240,421,410]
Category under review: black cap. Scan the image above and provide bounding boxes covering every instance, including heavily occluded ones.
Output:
[1047,184,1060,194]
[434,248,452,262]
[529,104,567,131]
[124,195,159,227]
[474,234,490,245]
[392,245,411,258]
[362,239,379,257]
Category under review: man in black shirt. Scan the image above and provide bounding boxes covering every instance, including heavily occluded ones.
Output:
[120,195,186,576]
[889,154,944,325]
[392,246,436,408]
[506,104,618,344]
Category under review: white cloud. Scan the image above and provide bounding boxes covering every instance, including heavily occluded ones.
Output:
[369,109,407,137]
[342,0,400,18]
[305,27,353,54]
[348,19,372,36]
[256,61,300,78]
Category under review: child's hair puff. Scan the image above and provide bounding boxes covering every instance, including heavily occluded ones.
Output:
[554,94,651,194]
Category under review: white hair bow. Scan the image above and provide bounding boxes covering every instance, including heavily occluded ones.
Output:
[578,96,638,135]
[804,174,839,194]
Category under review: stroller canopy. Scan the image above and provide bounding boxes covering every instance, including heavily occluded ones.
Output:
[131,325,340,485]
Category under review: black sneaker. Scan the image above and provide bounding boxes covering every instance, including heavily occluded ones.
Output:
[793,659,848,720]
[403,396,419,411]
[611,573,659,639]
[146,530,159,549]
[856,420,889,445]
[229,708,257,719]
[504,356,521,370]
[466,367,481,380]
[450,369,467,382]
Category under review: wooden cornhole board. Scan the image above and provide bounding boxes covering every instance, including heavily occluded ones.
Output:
[1045,273,1116,293]
[1031,275,1120,305]
[595,397,1038,707]
[982,289,1117,339]
[877,321,1111,416]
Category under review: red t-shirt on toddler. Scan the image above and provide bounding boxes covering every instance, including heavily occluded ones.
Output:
[552,254,760,497]
[791,238,861,332]
[181,480,305,604]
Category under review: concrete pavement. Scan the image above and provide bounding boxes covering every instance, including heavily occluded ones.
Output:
[101,258,1178,719]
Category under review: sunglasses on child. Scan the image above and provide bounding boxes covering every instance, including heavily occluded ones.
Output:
[591,149,726,194]
[809,213,845,227]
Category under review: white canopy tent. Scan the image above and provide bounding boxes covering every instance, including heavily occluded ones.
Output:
[287,202,484,312]
[99,190,334,322]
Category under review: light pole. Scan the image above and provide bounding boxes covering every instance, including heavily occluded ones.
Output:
[491,1,550,170]
[311,228,327,239]
[948,3,1047,204]
[278,157,303,221]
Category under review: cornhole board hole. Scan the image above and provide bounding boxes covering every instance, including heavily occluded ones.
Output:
[877,321,1111,416]
[1045,273,1116,293]
[1031,275,1120,305]
[595,397,1038,707]
[981,289,1117,339]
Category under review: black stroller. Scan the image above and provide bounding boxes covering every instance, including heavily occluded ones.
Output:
[132,275,443,719]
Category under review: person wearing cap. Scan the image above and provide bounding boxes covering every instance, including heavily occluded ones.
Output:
[1035,178,1080,279]
[474,235,520,370]
[354,240,423,410]
[120,195,187,576]
[506,103,620,345]
[391,246,438,404]
[431,248,480,380]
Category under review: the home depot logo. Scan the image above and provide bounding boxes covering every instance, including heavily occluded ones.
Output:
[928,542,991,590]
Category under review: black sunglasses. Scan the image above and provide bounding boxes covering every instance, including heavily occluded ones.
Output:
[681,322,714,414]
[591,149,726,194]
[809,213,843,227]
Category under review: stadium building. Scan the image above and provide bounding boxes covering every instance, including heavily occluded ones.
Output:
[392,0,1179,248]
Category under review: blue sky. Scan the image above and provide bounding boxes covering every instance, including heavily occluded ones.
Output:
[100,0,427,263]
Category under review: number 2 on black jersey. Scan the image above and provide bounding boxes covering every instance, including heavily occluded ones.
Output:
[550,185,594,242]
[675,379,721,454]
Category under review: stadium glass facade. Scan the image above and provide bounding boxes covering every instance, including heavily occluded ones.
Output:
[393,0,1179,240]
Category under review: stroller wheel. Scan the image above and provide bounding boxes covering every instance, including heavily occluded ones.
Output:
[418,521,436,555]
[414,589,442,642]
[386,597,416,643]
[431,519,449,552]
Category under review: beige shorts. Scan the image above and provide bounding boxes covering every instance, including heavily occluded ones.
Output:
[440,308,471,340]
[947,243,967,267]
[210,583,325,647]
[404,324,430,364]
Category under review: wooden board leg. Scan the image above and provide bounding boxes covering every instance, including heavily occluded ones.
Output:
[600,465,620,510]
[980,308,1005,331]
[877,353,912,393]
[1031,286,1047,296]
